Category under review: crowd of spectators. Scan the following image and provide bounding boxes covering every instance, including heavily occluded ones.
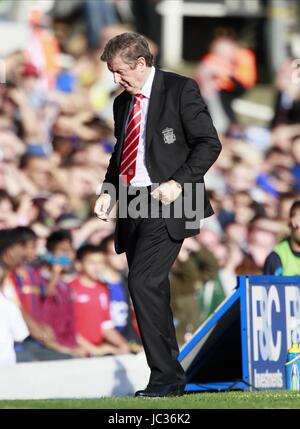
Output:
[1,1,300,364]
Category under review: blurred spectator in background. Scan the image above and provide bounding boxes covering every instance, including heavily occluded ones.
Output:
[236,216,285,275]
[170,232,242,343]
[38,230,89,358]
[2,227,43,321]
[224,221,248,251]
[51,0,120,51]
[36,191,70,228]
[264,200,300,275]
[0,191,18,229]
[291,135,300,192]
[85,0,120,50]
[195,35,257,133]
[0,228,71,361]
[26,7,61,90]
[20,149,58,194]
[278,192,300,221]
[130,0,161,64]
[197,239,242,323]
[70,245,130,356]
[272,58,300,127]
[256,146,295,199]
[170,237,217,345]
[19,63,44,112]
[98,234,142,350]
[44,229,76,276]
[0,262,29,366]
[10,226,44,312]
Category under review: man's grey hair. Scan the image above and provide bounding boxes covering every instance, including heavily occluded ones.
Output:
[100,32,154,68]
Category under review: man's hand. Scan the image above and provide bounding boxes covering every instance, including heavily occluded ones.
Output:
[117,342,131,355]
[33,324,55,344]
[151,180,182,205]
[94,193,111,221]
[70,346,90,358]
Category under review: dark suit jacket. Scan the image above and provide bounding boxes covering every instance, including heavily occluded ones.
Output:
[101,69,222,254]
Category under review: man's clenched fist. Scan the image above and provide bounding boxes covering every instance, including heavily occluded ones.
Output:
[151,180,182,205]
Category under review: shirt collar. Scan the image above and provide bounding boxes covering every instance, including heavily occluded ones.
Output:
[139,66,156,99]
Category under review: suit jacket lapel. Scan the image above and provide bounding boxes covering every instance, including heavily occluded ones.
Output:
[146,69,165,150]
[116,92,131,166]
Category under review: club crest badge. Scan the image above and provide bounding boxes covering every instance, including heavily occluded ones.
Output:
[162,127,176,144]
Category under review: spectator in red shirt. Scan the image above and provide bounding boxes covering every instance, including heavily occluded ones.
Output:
[8,227,44,321]
[39,230,89,358]
[70,244,130,356]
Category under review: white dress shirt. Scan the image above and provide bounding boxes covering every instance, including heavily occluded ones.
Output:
[0,292,29,365]
[127,66,156,187]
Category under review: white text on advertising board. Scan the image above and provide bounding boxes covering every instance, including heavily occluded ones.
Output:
[252,286,300,362]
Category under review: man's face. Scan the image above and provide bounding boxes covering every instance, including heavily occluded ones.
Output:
[107,55,147,94]
[290,208,300,245]
[53,239,75,262]
[24,239,38,263]
[44,193,68,219]
[25,157,52,190]
[80,253,105,281]
[5,244,24,269]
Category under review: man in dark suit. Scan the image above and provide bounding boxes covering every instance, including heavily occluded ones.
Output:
[94,32,222,397]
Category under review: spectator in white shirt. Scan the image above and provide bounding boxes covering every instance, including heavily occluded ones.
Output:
[0,263,29,365]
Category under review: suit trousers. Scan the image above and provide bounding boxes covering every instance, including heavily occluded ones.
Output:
[119,186,186,385]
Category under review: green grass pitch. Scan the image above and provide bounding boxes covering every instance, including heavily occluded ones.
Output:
[0,391,300,409]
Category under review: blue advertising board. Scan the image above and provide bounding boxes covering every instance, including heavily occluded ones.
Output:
[179,276,300,392]
[241,276,300,390]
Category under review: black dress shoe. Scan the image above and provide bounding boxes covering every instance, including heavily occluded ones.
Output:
[135,383,185,397]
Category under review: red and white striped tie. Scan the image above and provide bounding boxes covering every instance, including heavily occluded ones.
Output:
[119,93,144,184]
